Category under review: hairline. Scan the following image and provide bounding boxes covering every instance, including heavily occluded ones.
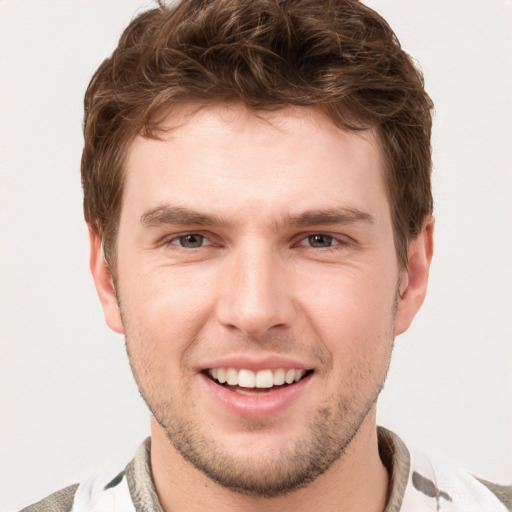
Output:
[96,102,410,277]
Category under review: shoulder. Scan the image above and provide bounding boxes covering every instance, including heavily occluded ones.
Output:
[476,478,512,511]
[17,484,79,512]
[15,469,133,512]
[405,449,512,511]
[14,439,153,512]
[378,427,511,512]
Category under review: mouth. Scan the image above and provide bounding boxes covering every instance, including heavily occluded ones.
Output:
[204,367,314,396]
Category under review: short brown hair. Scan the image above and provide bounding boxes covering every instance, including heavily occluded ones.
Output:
[82,0,433,269]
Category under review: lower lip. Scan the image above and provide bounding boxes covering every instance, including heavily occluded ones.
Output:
[200,372,312,419]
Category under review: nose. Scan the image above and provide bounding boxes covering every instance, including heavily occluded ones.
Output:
[215,242,296,338]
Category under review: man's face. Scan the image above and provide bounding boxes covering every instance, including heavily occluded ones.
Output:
[94,105,418,496]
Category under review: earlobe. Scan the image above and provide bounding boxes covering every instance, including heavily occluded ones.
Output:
[89,228,124,334]
[395,217,435,336]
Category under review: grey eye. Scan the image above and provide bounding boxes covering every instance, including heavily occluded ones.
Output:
[307,234,334,248]
[177,234,205,248]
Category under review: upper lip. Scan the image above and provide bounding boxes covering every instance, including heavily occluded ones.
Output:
[198,355,313,372]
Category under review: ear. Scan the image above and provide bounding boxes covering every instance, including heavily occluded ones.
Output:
[89,228,124,334]
[395,217,434,336]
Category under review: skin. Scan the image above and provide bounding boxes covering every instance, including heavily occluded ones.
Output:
[90,104,433,512]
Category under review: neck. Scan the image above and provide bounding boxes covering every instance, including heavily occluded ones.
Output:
[150,410,389,512]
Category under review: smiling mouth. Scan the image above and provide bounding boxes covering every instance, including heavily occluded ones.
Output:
[205,368,314,395]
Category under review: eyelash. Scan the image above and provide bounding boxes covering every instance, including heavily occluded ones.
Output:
[163,232,350,252]
[298,234,345,250]
[164,233,213,250]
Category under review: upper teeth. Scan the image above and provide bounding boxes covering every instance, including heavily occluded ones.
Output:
[208,368,306,388]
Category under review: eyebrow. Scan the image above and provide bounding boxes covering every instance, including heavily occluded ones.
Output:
[141,205,230,227]
[285,208,374,227]
[140,204,374,229]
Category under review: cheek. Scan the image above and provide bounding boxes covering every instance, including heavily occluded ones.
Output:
[298,265,397,365]
[119,267,216,360]
[301,265,397,326]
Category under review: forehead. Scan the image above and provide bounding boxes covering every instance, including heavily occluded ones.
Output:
[122,104,389,225]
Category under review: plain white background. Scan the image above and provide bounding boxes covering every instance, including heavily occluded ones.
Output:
[0,1,511,510]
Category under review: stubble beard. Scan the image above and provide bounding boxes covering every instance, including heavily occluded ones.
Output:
[125,338,393,498]
[155,381,386,497]
[120,288,398,498]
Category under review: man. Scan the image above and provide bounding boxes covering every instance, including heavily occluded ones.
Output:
[18,0,511,511]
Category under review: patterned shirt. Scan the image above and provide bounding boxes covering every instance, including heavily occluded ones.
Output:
[18,427,512,512]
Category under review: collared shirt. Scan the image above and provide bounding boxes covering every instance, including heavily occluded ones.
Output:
[19,428,512,512]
